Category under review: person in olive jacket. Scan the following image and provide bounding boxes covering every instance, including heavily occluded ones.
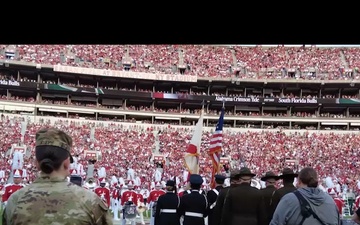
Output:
[260,171,279,225]
[216,167,267,225]
[269,167,298,219]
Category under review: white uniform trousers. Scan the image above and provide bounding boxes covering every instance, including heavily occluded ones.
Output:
[112,199,120,220]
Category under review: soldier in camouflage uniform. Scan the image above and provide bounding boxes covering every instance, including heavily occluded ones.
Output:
[2,128,113,225]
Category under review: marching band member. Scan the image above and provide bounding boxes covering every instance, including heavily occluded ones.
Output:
[325,176,335,189]
[22,177,28,186]
[121,181,138,225]
[3,150,26,206]
[2,169,25,206]
[178,183,188,197]
[161,180,166,189]
[0,178,5,190]
[110,174,119,211]
[0,169,5,182]
[329,188,344,217]
[318,179,328,192]
[97,167,109,187]
[121,184,128,196]
[0,178,5,203]
[353,193,360,212]
[118,176,126,187]
[111,184,121,221]
[111,174,119,187]
[94,179,111,208]
[140,183,150,217]
[69,155,78,175]
[150,181,156,190]
[135,186,146,225]
[334,179,342,194]
[83,178,97,191]
[140,183,150,203]
[148,181,166,225]
[134,172,141,187]
[69,164,78,176]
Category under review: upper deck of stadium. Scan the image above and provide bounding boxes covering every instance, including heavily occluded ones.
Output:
[0,44,359,81]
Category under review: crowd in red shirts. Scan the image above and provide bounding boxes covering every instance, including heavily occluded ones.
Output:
[0,114,359,195]
[1,45,359,79]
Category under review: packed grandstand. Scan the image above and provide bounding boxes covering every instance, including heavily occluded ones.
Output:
[0,44,360,218]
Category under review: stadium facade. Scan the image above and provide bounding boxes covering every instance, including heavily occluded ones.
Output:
[0,59,359,132]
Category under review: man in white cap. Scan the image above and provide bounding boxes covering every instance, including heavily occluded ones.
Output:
[121,180,138,225]
[148,181,166,225]
[2,169,25,206]
[111,183,121,221]
[135,185,146,225]
[94,179,111,208]
[328,188,343,218]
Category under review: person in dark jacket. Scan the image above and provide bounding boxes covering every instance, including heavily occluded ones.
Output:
[269,167,298,218]
[260,171,279,225]
[207,174,226,225]
[218,167,267,225]
[213,169,242,225]
[154,180,180,225]
[178,174,209,225]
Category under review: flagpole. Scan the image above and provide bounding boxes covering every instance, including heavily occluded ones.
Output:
[217,102,224,174]
[201,99,205,114]
[198,100,204,174]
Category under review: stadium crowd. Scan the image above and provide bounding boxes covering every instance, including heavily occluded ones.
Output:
[1,45,360,224]
[0,115,359,196]
[0,45,359,79]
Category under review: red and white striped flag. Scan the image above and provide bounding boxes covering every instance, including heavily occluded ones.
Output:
[209,107,225,189]
[184,111,204,179]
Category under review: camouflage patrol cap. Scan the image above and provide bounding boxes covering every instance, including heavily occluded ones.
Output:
[35,128,74,163]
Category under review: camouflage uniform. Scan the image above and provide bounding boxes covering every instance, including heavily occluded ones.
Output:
[3,173,113,225]
[2,128,113,225]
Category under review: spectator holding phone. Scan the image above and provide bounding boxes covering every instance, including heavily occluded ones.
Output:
[2,128,113,225]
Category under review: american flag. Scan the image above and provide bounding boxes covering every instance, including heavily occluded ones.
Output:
[209,107,225,189]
